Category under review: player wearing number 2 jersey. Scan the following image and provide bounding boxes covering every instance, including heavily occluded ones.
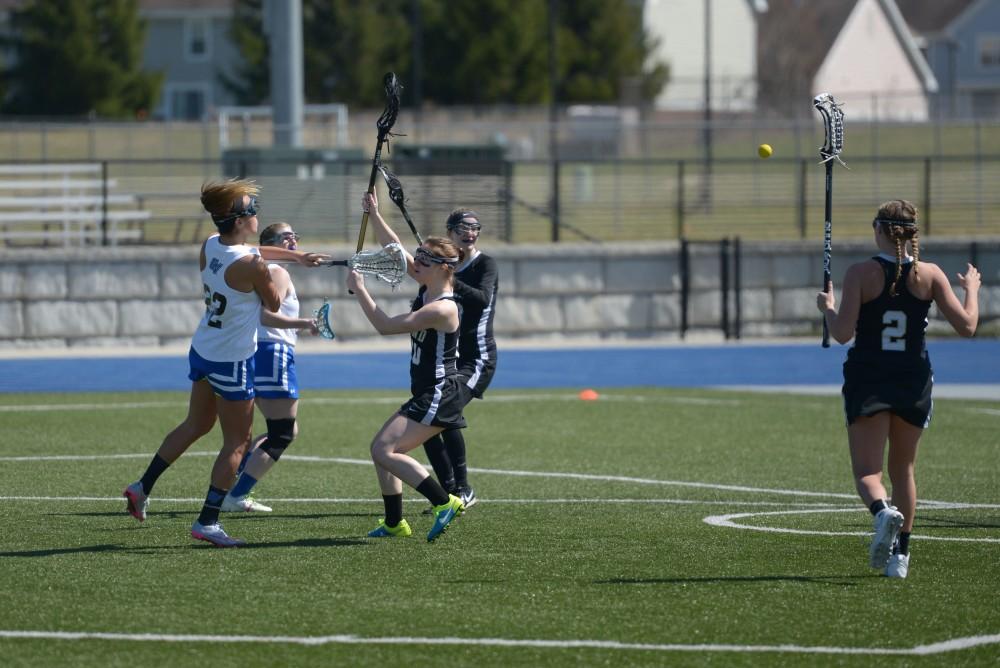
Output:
[122,180,328,548]
[817,199,980,579]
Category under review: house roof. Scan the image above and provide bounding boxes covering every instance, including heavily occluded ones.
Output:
[893,0,976,35]
[758,0,941,115]
[757,0,858,114]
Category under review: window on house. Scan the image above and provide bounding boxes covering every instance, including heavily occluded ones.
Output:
[168,87,207,120]
[972,91,998,118]
[978,35,1000,67]
[184,17,211,62]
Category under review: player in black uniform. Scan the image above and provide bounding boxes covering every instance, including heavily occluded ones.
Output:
[419,209,499,508]
[350,193,469,543]
[817,199,980,578]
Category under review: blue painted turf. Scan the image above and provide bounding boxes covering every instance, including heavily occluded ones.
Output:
[0,339,996,394]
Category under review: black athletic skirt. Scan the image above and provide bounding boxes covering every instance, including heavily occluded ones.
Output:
[458,361,496,400]
[842,350,933,428]
[400,376,468,430]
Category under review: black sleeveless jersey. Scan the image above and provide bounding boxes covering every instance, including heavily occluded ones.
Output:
[409,292,460,393]
[453,252,499,370]
[852,257,931,358]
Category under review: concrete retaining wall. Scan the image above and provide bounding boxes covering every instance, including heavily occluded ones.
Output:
[1,238,996,349]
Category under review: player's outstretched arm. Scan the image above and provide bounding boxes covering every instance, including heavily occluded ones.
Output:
[931,262,980,337]
[258,245,331,267]
[362,192,417,280]
[347,270,456,336]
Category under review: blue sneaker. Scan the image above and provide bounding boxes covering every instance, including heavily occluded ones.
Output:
[368,519,412,538]
[427,494,465,543]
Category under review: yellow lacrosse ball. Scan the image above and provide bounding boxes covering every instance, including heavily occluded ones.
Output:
[758,143,773,159]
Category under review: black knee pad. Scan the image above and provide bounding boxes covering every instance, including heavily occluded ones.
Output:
[260,417,295,461]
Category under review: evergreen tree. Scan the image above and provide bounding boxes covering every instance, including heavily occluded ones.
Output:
[2,0,161,117]
[419,0,549,105]
[303,0,410,106]
[221,0,667,109]
[220,0,269,106]
[556,0,667,104]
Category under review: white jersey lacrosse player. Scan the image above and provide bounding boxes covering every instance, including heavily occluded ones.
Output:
[223,222,319,513]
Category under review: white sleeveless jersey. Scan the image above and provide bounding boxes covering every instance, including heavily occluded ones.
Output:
[258,264,299,347]
[190,235,262,362]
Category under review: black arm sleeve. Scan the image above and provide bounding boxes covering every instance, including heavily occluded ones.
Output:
[453,255,498,308]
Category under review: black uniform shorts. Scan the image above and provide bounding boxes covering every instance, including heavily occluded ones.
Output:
[842,352,933,428]
[401,376,468,430]
[458,361,496,400]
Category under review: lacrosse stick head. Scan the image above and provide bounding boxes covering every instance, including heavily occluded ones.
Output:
[348,241,407,288]
[813,93,846,166]
[377,72,403,141]
[313,301,335,340]
[377,162,406,209]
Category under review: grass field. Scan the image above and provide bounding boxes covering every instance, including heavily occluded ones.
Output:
[1,387,998,666]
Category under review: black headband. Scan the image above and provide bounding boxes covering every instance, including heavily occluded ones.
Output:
[874,217,917,228]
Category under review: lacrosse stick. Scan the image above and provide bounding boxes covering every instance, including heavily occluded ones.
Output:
[357,73,403,253]
[377,161,423,244]
[313,301,335,339]
[813,93,847,348]
[323,242,407,288]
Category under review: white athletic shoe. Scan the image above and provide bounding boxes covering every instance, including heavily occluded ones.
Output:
[458,487,478,509]
[221,494,272,513]
[885,553,910,579]
[123,481,148,522]
[191,521,245,547]
[870,506,905,569]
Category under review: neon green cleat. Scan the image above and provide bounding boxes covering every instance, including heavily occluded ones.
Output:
[368,518,413,538]
[427,494,465,542]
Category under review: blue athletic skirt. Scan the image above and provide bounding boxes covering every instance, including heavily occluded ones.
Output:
[253,340,299,400]
[188,347,255,401]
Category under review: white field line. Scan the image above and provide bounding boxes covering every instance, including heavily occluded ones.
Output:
[704,508,1000,543]
[5,494,996,511]
[1,452,997,511]
[0,630,998,656]
[0,496,854,508]
[0,452,860,500]
[4,495,994,543]
[0,393,739,413]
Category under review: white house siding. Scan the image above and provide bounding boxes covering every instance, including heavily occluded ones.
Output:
[141,7,239,120]
[644,0,759,111]
[814,0,929,120]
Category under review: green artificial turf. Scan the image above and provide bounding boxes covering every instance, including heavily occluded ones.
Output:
[0,388,997,667]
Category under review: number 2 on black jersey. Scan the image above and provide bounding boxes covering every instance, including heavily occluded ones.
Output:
[882,310,907,351]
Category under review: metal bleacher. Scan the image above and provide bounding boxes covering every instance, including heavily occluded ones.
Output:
[0,164,151,246]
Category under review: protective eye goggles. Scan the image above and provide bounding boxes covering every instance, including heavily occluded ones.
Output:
[446,210,481,233]
[450,221,482,235]
[263,230,299,244]
[413,247,459,268]
[215,196,259,224]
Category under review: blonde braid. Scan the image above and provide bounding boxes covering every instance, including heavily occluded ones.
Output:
[890,228,904,297]
[910,232,920,278]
